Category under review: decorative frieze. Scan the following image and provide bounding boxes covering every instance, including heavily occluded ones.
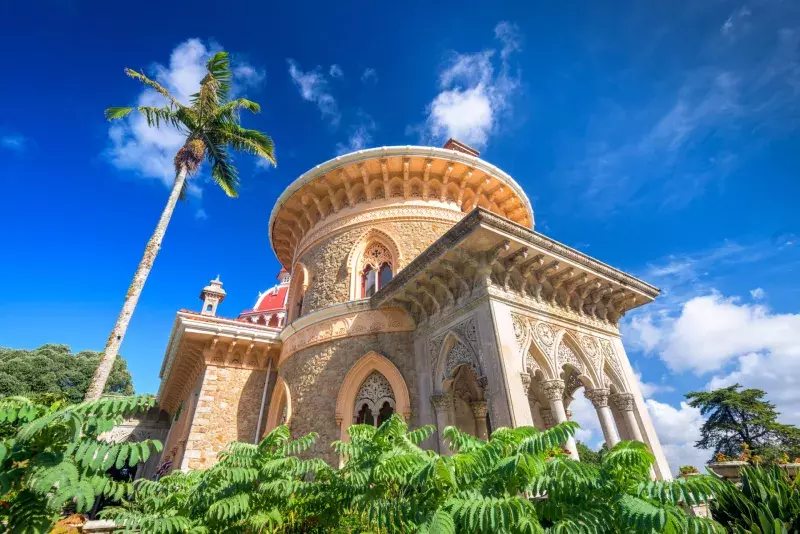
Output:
[281,308,414,363]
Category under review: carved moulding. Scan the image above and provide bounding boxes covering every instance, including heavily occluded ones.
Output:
[487,285,620,335]
[295,204,464,264]
[280,308,414,364]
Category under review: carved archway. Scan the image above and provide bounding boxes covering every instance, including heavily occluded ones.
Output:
[265,376,292,433]
[347,228,403,300]
[553,330,602,388]
[434,331,484,392]
[335,351,411,442]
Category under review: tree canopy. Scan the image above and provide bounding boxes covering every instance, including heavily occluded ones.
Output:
[686,384,800,462]
[0,344,134,403]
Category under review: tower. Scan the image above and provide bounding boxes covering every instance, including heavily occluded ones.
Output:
[199,276,226,316]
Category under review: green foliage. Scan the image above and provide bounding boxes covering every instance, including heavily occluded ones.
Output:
[0,344,134,404]
[0,394,160,533]
[101,424,324,533]
[105,51,276,198]
[710,464,800,533]
[686,384,800,462]
[575,441,606,466]
[114,415,721,533]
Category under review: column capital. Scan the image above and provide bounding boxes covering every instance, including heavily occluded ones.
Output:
[519,373,532,395]
[611,392,635,412]
[430,394,454,413]
[540,379,565,401]
[470,400,489,418]
[584,388,611,409]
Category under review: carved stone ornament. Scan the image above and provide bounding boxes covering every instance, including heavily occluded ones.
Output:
[520,372,532,395]
[580,335,598,357]
[511,313,527,347]
[584,388,610,409]
[470,401,489,418]
[430,393,454,413]
[540,379,566,401]
[611,393,635,412]
[540,408,555,428]
[355,371,395,405]
[445,341,475,378]
[534,322,555,347]
[557,343,582,372]
[360,242,393,271]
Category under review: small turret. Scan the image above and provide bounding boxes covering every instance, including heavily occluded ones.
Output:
[200,276,226,316]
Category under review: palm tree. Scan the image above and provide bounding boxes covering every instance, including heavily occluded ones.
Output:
[85,52,276,400]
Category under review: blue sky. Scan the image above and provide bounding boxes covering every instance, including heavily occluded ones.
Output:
[1,0,799,471]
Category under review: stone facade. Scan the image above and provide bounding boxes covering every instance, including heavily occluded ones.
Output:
[278,331,417,465]
[183,366,268,469]
[156,143,673,480]
[298,220,455,316]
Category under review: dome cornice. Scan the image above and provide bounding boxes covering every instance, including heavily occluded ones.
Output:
[268,146,534,269]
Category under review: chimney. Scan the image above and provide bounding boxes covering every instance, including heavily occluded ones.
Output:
[443,138,480,157]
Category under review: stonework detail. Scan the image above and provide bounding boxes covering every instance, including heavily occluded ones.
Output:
[470,401,489,418]
[540,379,566,401]
[534,322,555,348]
[444,342,475,378]
[611,393,635,412]
[584,388,610,409]
[281,308,413,362]
[557,343,582,371]
[278,332,417,465]
[431,393,454,413]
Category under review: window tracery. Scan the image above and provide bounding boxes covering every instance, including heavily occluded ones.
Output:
[354,371,396,427]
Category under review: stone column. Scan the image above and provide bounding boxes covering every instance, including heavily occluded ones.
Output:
[611,393,644,442]
[541,379,579,460]
[431,394,454,454]
[584,388,620,448]
[470,401,489,440]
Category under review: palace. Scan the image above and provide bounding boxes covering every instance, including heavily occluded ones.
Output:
[152,139,672,479]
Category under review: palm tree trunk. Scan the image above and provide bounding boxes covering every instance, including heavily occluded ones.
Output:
[84,166,189,400]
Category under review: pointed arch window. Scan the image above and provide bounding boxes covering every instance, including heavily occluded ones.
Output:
[353,371,395,427]
[359,242,393,298]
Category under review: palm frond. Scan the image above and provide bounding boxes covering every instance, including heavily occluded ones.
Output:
[124,68,182,107]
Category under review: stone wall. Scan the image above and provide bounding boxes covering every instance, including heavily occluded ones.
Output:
[183,366,268,469]
[298,220,455,316]
[278,331,417,465]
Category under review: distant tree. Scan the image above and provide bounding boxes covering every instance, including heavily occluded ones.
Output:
[576,440,608,465]
[87,51,276,400]
[0,344,133,403]
[686,384,800,462]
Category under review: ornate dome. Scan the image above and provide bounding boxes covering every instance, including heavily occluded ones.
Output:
[269,145,534,269]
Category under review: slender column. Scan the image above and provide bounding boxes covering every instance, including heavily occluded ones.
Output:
[584,388,620,448]
[611,393,644,442]
[540,379,579,459]
[470,401,489,440]
[431,394,454,455]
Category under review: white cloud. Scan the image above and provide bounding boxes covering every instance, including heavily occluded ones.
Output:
[106,38,264,197]
[335,112,376,155]
[634,371,675,398]
[361,68,377,83]
[0,134,27,152]
[650,292,800,375]
[287,59,340,126]
[329,64,344,78]
[416,21,522,148]
[646,400,709,472]
[750,287,766,299]
[721,6,752,38]
[194,208,208,220]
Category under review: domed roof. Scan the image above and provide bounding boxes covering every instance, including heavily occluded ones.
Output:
[253,285,289,313]
[269,145,534,269]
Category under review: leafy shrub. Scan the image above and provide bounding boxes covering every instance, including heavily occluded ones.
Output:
[711,464,800,533]
[0,395,161,533]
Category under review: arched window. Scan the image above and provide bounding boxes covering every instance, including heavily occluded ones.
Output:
[358,243,393,298]
[353,371,395,428]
